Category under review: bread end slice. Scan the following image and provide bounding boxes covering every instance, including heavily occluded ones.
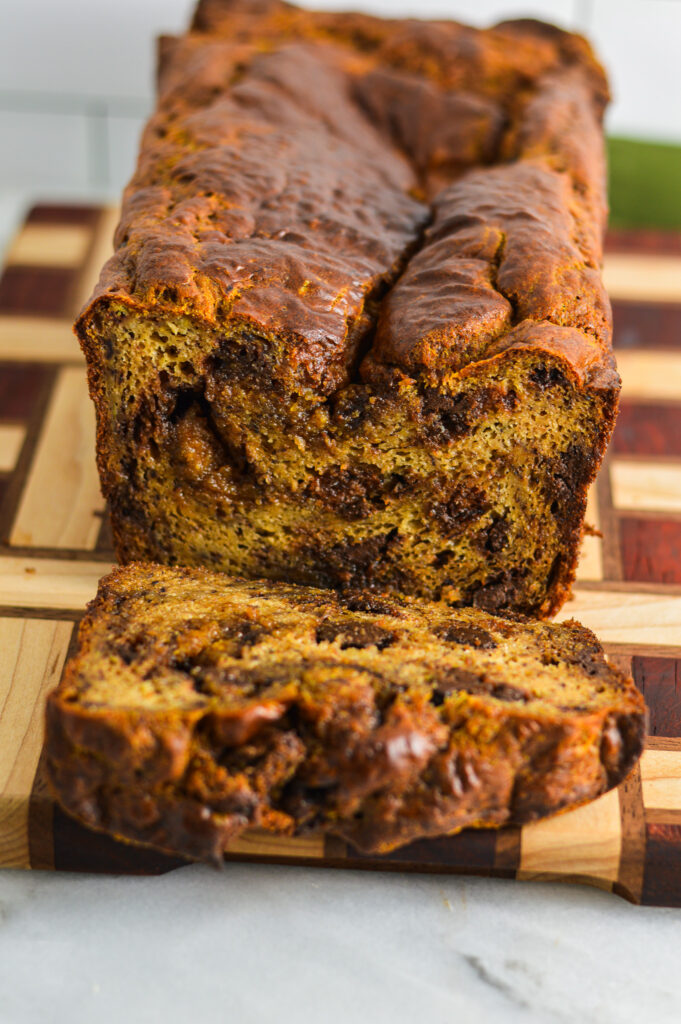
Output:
[46,563,645,862]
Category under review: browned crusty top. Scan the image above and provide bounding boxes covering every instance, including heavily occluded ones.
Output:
[81,0,615,395]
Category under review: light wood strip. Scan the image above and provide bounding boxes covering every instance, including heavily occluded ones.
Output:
[225,829,325,859]
[6,224,92,269]
[581,580,681,595]
[616,350,681,402]
[641,749,681,812]
[0,317,83,363]
[605,644,681,659]
[0,424,25,472]
[556,588,681,647]
[576,482,603,582]
[596,461,623,581]
[0,557,111,611]
[518,788,621,885]
[10,367,104,549]
[610,459,681,514]
[72,206,120,313]
[603,253,681,304]
[0,618,72,868]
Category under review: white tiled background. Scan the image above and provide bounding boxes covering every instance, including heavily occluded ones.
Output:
[0,0,679,250]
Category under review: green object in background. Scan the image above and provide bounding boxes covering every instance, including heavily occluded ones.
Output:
[608,136,681,230]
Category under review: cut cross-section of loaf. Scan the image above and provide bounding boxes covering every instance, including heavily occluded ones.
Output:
[76,0,618,617]
[45,564,645,862]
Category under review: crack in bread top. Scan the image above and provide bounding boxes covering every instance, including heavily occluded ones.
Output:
[83,0,615,395]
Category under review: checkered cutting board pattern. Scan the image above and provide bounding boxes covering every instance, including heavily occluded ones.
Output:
[1,206,681,904]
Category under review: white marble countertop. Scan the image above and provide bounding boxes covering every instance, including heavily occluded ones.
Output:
[1,863,681,1024]
[1,188,681,1023]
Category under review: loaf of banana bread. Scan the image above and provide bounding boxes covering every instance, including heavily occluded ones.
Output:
[76,0,617,616]
[45,564,645,861]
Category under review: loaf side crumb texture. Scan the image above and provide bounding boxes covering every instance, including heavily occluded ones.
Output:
[77,0,619,616]
[46,564,645,861]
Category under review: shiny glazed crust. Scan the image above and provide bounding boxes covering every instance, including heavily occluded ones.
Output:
[45,564,646,862]
[76,0,619,616]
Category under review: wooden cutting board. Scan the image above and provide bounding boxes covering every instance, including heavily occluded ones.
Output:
[1,204,681,904]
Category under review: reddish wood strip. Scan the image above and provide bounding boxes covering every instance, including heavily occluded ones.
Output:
[26,205,102,228]
[0,364,53,421]
[613,403,681,458]
[612,301,681,350]
[0,267,78,318]
[633,657,681,736]
[606,229,681,257]
[621,519,681,584]
[643,823,681,907]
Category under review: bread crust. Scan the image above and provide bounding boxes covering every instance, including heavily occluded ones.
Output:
[79,0,613,388]
[45,564,645,862]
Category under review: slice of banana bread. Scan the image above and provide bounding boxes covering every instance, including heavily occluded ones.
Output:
[76,0,617,617]
[45,564,645,862]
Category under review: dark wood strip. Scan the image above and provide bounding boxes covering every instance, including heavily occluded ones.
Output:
[493,828,521,876]
[645,736,681,752]
[612,300,681,350]
[95,508,115,555]
[26,204,102,228]
[225,849,504,877]
[0,365,57,542]
[52,805,187,875]
[645,809,681,826]
[351,827,499,870]
[1,544,114,562]
[613,403,681,458]
[28,753,55,871]
[596,461,623,581]
[642,823,681,906]
[0,607,85,622]
[615,764,646,905]
[323,835,348,860]
[606,229,681,256]
[0,266,79,318]
[621,519,681,585]
[0,364,53,421]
